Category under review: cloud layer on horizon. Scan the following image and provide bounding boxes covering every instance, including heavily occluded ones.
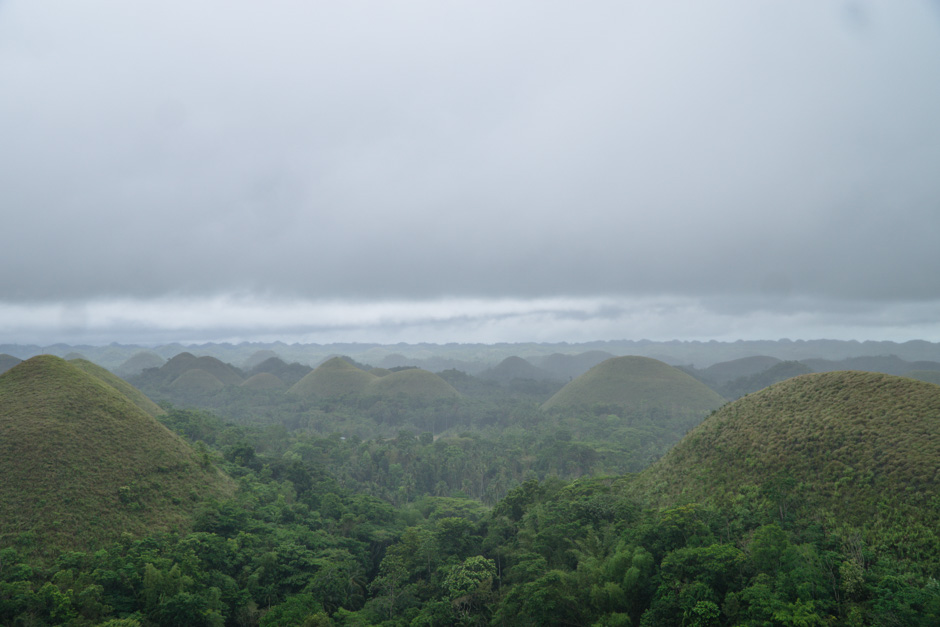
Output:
[1,1,939,343]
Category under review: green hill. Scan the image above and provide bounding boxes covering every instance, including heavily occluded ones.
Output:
[0,356,234,556]
[479,356,557,383]
[249,356,312,386]
[364,368,461,402]
[542,356,725,416]
[533,350,616,380]
[144,352,245,388]
[243,349,279,371]
[168,368,226,397]
[240,372,286,390]
[68,358,166,417]
[288,356,378,399]
[114,350,165,378]
[634,371,940,546]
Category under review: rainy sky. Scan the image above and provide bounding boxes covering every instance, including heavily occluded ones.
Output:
[2,1,940,345]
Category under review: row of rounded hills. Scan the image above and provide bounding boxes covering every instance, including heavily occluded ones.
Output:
[4,346,939,406]
[2,344,939,557]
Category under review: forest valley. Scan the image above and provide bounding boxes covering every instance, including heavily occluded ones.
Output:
[0,351,938,627]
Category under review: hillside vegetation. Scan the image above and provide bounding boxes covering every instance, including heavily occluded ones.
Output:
[635,371,940,556]
[0,356,233,556]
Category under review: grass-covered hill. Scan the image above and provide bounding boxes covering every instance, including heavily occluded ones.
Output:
[542,356,725,417]
[248,356,312,386]
[634,371,940,551]
[242,348,279,371]
[240,372,286,390]
[68,358,165,417]
[479,356,557,383]
[0,356,234,556]
[532,350,616,380]
[288,356,378,399]
[113,350,166,378]
[135,352,245,388]
[363,367,461,402]
[0,353,22,374]
[167,368,226,397]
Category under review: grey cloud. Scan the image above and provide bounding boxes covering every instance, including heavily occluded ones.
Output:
[1,1,939,341]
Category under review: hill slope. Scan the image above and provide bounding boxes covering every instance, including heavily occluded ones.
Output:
[0,356,234,556]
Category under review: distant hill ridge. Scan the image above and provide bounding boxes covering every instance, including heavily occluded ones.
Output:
[289,356,459,402]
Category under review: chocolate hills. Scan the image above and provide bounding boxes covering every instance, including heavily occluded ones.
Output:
[240,372,286,390]
[364,368,461,402]
[133,352,245,389]
[248,356,312,386]
[479,356,557,383]
[289,357,460,403]
[0,356,234,556]
[532,350,616,380]
[542,356,725,417]
[114,350,166,378]
[288,356,378,399]
[634,371,940,547]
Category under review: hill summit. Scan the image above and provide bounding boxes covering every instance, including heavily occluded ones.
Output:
[0,356,234,556]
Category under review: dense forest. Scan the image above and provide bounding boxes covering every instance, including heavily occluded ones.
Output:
[1,347,938,626]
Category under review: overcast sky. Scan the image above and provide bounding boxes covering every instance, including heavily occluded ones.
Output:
[2,1,940,345]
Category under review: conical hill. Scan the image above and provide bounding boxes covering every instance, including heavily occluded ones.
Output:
[542,356,725,416]
[634,371,940,535]
[288,356,378,399]
[0,356,234,556]
[479,356,557,382]
[168,368,226,397]
[240,372,286,390]
[156,352,244,387]
[114,350,165,378]
[364,368,461,402]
